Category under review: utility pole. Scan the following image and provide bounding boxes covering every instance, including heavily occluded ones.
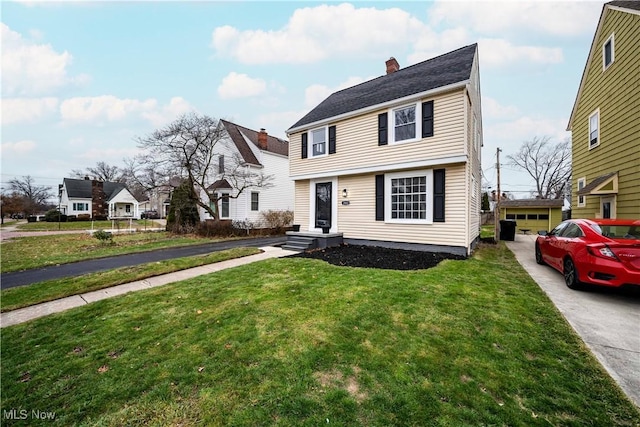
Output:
[495,147,502,241]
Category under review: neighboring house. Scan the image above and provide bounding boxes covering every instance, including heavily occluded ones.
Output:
[567,1,640,219]
[500,199,564,233]
[59,178,140,219]
[286,44,482,256]
[199,120,293,225]
[140,187,172,218]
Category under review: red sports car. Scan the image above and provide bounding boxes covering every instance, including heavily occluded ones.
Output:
[535,218,640,289]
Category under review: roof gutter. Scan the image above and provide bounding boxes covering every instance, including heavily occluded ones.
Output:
[287,80,469,135]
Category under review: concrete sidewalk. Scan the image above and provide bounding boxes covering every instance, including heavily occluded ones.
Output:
[1,246,297,328]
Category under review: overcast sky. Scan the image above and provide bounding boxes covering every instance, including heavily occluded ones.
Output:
[1,0,604,199]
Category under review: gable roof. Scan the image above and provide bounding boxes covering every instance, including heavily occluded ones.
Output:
[500,199,565,208]
[220,120,289,166]
[577,171,618,195]
[288,44,477,132]
[567,1,640,130]
[63,178,134,201]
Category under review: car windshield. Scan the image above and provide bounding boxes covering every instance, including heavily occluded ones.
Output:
[591,223,640,240]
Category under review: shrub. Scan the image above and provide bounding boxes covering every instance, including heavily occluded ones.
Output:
[260,210,294,232]
[77,214,91,221]
[67,215,77,222]
[196,220,235,237]
[93,229,113,245]
[44,209,67,222]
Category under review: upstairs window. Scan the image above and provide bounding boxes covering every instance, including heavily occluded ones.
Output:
[589,110,599,149]
[311,128,326,157]
[603,34,614,70]
[218,155,225,174]
[393,105,416,142]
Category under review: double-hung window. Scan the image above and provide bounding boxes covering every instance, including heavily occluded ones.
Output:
[73,202,88,211]
[577,177,586,207]
[251,192,259,211]
[311,128,326,157]
[589,110,599,149]
[393,105,416,142]
[220,194,230,218]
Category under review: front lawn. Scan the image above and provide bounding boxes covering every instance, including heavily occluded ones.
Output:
[13,219,161,231]
[2,243,638,426]
[0,247,262,312]
[1,232,233,273]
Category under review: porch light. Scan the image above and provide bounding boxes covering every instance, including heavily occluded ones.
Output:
[342,188,348,198]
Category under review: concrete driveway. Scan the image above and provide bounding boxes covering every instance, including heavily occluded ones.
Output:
[505,233,640,408]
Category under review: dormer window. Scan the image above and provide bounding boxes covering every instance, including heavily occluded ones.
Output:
[603,34,614,70]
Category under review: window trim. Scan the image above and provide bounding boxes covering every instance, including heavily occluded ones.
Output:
[309,126,328,158]
[588,109,600,149]
[577,177,586,207]
[384,169,433,224]
[219,192,230,219]
[602,33,615,71]
[388,102,422,145]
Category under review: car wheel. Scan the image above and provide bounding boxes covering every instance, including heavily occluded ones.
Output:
[535,243,545,265]
[563,257,581,290]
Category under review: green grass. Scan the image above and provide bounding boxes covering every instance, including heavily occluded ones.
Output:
[0,247,262,312]
[2,243,638,426]
[13,219,162,231]
[480,224,495,239]
[1,232,236,273]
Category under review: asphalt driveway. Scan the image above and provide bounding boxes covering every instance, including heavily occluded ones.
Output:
[505,233,640,408]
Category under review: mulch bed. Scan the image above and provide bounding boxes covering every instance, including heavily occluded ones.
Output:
[291,244,467,270]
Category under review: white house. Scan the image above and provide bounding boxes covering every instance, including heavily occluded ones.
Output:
[198,120,293,226]
[59,177,141,219]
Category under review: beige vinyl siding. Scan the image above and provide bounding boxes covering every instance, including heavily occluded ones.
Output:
[571,8,640,219]
[293,180,310,227]
[289,90,466,178]
[336,165,469,249]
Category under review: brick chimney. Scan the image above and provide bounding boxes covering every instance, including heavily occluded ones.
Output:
[91,180,106,219]
[385,57,400,74]
[258,128,268,149]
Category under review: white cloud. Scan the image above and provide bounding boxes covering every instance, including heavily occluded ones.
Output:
[486,116,569,147]
[211,3,425,64]
[482,97,520,120]
[304,76,370,108]
[141,96,195,127]
[1,140,37,155]
[1,23,87,96]
[478,38,563,68]
[217,72,267,99]
[428,1,602,37]
[1,97,59,125]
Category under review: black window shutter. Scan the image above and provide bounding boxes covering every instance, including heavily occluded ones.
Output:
[433,168,445,222]
[301,132,308,159]
[375,174,385,221]
[329,125,336,154]
[378,113,388,146]
[422,101,434,138]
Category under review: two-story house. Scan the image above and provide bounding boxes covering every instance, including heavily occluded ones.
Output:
[59,177,140,219]
[567,1,640,219]
[200,120,293,226]
[286,44,482,256]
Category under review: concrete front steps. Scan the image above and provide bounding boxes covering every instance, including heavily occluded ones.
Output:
[282,231,344,252]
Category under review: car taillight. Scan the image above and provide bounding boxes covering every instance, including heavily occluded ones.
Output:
[587,244,619,261]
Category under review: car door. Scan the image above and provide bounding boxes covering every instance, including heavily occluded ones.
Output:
[542,222,569,269]
[555,223,585,265]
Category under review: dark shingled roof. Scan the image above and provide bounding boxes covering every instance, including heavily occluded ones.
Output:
[221,120,289,166]
[288,44,477,130]
[500,199,564,208]
[577,171,618,195]
[207,179,232,191]
[607,1,640,12]
[63,178,131,201]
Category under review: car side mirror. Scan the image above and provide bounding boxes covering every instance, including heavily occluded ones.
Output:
[537,230,548,236]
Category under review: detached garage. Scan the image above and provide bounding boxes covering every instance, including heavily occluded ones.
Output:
[500,199,564,234]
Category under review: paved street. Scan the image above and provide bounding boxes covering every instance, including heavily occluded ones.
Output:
[506,233,640,408]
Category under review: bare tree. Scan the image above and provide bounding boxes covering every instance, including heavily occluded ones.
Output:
[8,176,54,215]
[506,136,571,199]
[70,161,125,182]
[134,112,273,222]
